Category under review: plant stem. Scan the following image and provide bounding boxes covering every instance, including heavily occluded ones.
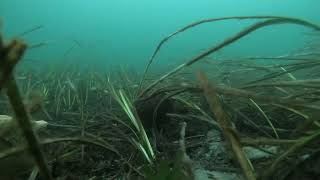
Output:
[6,76,53,180]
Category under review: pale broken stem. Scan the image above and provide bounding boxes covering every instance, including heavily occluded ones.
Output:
[179,122,187,153]
[140,17,320,96]
[197,71,256,180]
[280,67,297,80]
[177,122,195,179]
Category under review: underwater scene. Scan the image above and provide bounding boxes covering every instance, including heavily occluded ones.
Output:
[1,0,320,179]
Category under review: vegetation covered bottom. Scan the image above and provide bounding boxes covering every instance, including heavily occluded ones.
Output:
[0,16,320,180]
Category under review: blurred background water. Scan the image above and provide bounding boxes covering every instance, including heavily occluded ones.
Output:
[0,0,319,73]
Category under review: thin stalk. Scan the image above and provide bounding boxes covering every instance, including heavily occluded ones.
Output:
[249,99,279,139]
[0,137,121,160]
[242,79,320,89]
[80,106,87,161]
[246,62,320,84]
[17,25,44,37]
[6,76,52,180]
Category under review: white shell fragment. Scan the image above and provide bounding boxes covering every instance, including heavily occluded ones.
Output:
[31,120,48,131]
[0,115,17,137]
[0,114,48,138]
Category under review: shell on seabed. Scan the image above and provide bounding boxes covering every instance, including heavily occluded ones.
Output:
[0,114,48,137]
[0,115,48,178]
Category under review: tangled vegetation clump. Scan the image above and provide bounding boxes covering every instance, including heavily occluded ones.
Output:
[1,16,320,179]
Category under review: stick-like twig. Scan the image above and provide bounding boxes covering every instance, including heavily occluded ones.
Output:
[140,17,320,96]
[198,71,256,180]
[6,76,53,180]
[1,36,52,179]
[0,39,27,91]
[17,25,44,37]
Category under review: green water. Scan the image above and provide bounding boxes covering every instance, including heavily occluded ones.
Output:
[1,0,319,73]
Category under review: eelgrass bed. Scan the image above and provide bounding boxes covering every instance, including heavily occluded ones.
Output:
[1,16,320,180]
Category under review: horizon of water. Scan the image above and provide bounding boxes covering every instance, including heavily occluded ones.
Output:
[1,0,320,74]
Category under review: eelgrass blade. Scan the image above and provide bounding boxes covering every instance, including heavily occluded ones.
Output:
[249,99,279,139]
[141,18,320,96]
[139,16,310,90]
[107,82,155,164]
